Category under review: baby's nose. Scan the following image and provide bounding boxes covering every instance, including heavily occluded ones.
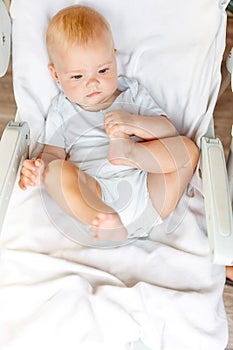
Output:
[86,77,99,87]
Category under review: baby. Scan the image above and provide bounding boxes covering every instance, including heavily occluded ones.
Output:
[19,5,199,242]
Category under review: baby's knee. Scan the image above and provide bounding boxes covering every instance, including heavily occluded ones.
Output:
[44,159,64,178]
[43,159,81,198]
[181,136,200,170]
[43,159,78,186]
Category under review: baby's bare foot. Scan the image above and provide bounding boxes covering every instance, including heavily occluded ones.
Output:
[108,131,138,167]
[90,212,127,242]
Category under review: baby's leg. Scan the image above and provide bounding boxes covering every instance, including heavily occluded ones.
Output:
[147,137,198,218]
[147,166,192,219]
[108,133,198,174]
[43,159,127,241]
[109,134,199,219]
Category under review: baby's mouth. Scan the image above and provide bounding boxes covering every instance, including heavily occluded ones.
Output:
[86,91,101,98]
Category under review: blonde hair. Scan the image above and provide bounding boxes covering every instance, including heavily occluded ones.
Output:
[46,5,112,61]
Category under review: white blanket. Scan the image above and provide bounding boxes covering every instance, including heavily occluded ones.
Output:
[0,0,230,349]
[0,185,228,349]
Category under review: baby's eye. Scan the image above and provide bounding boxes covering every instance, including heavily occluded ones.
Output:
[98,68,109,74]
[71,75,83,80]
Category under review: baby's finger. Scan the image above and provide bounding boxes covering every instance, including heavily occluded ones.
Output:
[105,118,119,129]
[35,159,45,176]
[21,166,38,179]
[35,158,43,168]
[23,159,38,170]
[18,178,27,190]
[107,124,122,137]
[104,111,114,119]
[18,175,35,190]
[104,112,117,125]
[105,122,116,136]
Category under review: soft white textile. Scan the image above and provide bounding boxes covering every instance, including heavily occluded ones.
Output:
[0,0,230,349]
[0,185,228,350]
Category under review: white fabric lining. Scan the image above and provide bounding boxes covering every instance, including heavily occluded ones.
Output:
[0,0,229,349]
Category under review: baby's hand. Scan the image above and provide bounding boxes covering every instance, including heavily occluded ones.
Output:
[104,110,136,137]
[18,159,44,190]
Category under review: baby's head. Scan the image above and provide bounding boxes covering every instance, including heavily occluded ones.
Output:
[46,5,118,111]
[46,5,113,62]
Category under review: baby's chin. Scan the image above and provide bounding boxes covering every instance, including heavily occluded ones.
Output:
[79,96,115,112]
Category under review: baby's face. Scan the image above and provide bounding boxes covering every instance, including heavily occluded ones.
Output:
[49,32,118,111]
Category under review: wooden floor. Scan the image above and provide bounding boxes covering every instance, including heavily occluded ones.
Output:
[215,14,233,157]
[0,60,16,132]
[0,12,233,350]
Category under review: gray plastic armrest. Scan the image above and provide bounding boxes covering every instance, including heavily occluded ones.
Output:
[200,136,233,265]
[0,121,30,233]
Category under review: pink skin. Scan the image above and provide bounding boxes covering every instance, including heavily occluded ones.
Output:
[19,159,44,190]
[48,31,120,112]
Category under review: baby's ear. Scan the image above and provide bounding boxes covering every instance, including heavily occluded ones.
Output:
[48,63,59,82]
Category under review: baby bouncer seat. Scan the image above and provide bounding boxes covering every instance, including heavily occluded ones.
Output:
[0,0,233,349]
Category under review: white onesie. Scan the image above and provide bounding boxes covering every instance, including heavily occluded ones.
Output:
[39,76,165,237]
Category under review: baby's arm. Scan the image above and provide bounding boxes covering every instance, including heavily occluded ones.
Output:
[104,110,177,140]
[19,144,66,190]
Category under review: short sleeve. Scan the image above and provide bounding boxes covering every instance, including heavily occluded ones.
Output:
[38,95,66,149]
[134,82,166,117]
